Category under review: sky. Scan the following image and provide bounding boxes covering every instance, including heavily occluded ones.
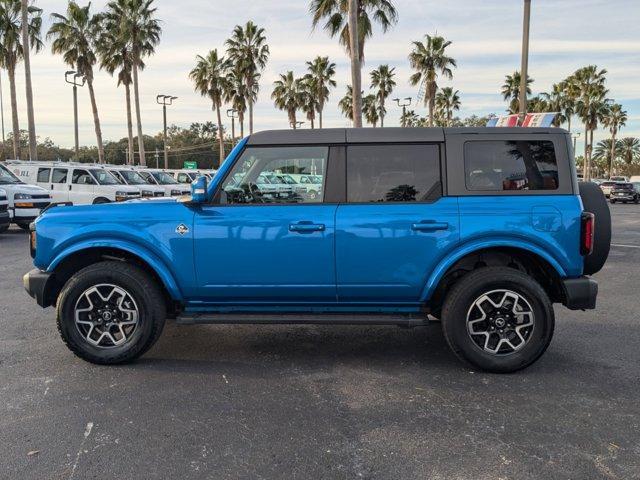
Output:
[1,0,639,150]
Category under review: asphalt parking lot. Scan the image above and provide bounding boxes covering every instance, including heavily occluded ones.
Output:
[1,205,639,480]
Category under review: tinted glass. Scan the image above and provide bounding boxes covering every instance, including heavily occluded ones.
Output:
[221,146,328,204]
[0,164,22,184]
[465,140,558,191]
[52,168,68,184]
[151,171,178,185]
[119,170,147,185]
[72,169,95,185]
[347,144,441,203]
[37,168,51,183]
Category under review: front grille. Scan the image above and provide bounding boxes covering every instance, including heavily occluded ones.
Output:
[16,202,51,209]
[31,194,51,200]
[154,191,164,197]
[0,196,6,201]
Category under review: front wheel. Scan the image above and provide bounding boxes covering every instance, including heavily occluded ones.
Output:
[56,261,166,364]
[441,267,554,373]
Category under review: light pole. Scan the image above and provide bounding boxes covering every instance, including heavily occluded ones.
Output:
[518,0,532,124]
[65,71,85,160]
[157,95,177,169]
[0,68,5,159]
[227,109,237,145]
[394,97,412,127]
[290,121,304,129]
[572,132,581,154]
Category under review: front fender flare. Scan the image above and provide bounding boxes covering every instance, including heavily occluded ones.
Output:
[420,238,567,302]
[48,239,183,301]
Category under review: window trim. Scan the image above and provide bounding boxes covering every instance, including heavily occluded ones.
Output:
[344,142,444,205]
[445,132,574,196]
[209,144,338,207]
[463,139,560,193]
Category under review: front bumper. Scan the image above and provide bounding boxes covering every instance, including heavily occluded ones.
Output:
[611,194,636,201]
[561,277,598,310]
[23,269,56,308]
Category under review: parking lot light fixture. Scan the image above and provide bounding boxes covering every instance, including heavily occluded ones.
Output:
[394,97,412,127]
[157,95,178,169]
[65,71,86,159]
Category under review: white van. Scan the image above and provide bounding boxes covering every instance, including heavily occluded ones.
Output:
[6,160,140,205]
[103,165,165,197]
[0,188,10,233]
[0,163,52,230]
[136,168,190,196]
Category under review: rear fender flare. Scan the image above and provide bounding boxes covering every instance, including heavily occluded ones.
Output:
[420,238,567,302]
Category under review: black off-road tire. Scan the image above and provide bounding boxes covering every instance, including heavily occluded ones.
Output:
[579,182,611,275]
[56,261,166,365]
[441,267,555,373]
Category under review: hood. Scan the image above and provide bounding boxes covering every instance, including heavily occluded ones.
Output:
[0,183,50,195]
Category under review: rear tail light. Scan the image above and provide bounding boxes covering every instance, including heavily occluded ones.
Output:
[580,212,595,256]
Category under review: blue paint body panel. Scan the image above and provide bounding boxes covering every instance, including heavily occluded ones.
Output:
[31,135,586,314]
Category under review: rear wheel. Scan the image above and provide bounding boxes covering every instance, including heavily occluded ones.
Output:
[441,267,554,373]
[56,261,166,364]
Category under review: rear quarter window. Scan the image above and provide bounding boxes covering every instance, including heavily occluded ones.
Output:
[464,140,558,191]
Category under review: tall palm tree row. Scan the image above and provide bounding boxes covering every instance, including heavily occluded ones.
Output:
[601,103,627,177]
[48,1,105,162]
[271,71,304,129]
[103,0,161,166]
[618,138,640,166]
[0,0,42,159]
[409,34,456,127]
[224,64,253,139]
[189,49,229,164]
[305,56,336,128]
[225,21,269,135]
[370,64,395,127]
[338,85,354,122]
[362,93,380,127]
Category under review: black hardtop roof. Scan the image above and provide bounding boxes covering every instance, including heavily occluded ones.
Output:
[246,127,569,145]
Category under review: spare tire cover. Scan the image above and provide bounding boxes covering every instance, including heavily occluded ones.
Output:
[579,181,611,275]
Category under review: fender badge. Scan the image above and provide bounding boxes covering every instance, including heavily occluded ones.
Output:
[176,224,189,235]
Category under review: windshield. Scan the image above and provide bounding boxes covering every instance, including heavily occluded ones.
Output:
[613,183,633,189]
[89,169,120,185]
[151,171,179,185]
[119,170,148,185]
[0,164,24,185]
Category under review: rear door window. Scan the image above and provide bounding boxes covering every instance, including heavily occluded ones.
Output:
[72,169,95,185]
[346,144,441,203]
[464,140,558,191]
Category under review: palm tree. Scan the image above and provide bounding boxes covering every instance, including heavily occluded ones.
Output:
[370,64,395,127]
[299,76,319,128]
[601,103,627,177]
[189,50,229,164]
[0,0,42,159]
[104,0,161,166]
[310,0,398,62]
[224,65,253,139]
[593,138,620,165]
[225,21,269,134]
[338,85,354,122]
[618,138,639,166]
[434,87,460,127]
[400,109,420,127]
[48,1,105,163]
[408,34,457,127]
[363,93,380,127]
[21,0,36,160]
[305,56,336,128]
[96,20,139,164]
[272,71,303,129]
[501,71,533,114]
[574,65,608,179]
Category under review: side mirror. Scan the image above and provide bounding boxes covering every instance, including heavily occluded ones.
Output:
[190,175,208,203]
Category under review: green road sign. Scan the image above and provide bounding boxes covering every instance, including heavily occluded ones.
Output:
[183,161,197,169]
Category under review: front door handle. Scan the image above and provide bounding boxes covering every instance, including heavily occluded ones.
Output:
[289,221,326,233]
[411,221,449,232]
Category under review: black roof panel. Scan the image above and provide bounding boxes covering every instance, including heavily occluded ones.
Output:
[246,127,567,145]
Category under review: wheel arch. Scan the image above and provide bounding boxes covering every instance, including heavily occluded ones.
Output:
[423,242,567,311]
[47,242,183,309]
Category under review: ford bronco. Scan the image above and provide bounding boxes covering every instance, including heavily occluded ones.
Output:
[23,128,611,372]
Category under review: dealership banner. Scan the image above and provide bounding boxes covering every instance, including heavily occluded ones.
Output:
[486,112,557,128]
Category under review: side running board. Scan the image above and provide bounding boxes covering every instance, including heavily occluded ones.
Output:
[176,313,428,326]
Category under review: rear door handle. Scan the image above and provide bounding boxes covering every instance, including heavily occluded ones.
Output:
[289,221,326,233]
[411,221,449,232]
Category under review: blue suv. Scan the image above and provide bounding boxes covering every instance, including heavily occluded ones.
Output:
[23,128,611,372]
